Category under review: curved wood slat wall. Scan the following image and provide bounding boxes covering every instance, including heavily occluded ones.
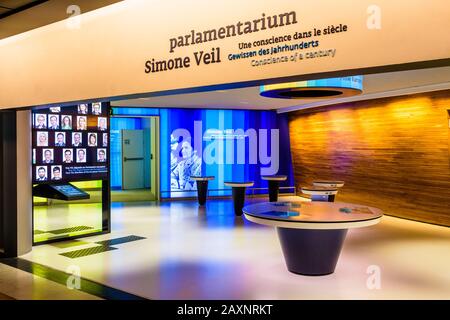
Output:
[288,90,450,226]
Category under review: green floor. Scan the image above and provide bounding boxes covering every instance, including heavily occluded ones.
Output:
[33,189,156,243]
[33,203,103,243]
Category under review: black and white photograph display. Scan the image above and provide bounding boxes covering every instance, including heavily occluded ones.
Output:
[48,115,59,130]
[55,132,66,146]
[32,103,110,183]
[34,114,47,129]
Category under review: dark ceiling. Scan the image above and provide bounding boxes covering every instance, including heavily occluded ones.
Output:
[0,0,48,19]
[0,0,122,40]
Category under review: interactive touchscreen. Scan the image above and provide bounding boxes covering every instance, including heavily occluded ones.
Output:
[52,185,87,197]
[32,102,109,183]
[33,183,90,200]
[260,211,299,217]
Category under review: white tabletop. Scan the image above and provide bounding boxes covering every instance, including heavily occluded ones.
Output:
[261,175,288,181]
[243,201,383,230]
[301,186,338,196]
[190,176,215,181]
[313,181,345,188]
[224,182,254,188]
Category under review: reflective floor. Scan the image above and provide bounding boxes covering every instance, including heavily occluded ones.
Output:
[18,196,450,299]
[111,189,156,202]
[0,262,100,300]
[33,203,103,243]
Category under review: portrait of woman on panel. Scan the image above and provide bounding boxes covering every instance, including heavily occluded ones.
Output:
[171,139,201,191]
[78,104,88,114]
[37,131,48,147]
[88,133,97,147]
[61,115,72,130]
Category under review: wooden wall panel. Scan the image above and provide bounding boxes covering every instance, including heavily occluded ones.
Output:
[288,90,450,226]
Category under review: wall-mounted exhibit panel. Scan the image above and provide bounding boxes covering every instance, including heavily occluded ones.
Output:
[32,103,109,183]
[1,0,449,109]
[32,103,111,244]
[112,108,294,199]
[288,89,450,226]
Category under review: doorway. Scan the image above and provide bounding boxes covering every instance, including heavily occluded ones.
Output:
[110,116,160,202]
[122,129,145,190]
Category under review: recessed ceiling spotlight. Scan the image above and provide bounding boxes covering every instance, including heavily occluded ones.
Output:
[260,76,363,99]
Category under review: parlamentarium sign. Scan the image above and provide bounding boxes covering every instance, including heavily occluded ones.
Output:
[0,0,449,109]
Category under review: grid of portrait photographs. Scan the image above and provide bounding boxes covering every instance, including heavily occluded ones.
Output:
[32,102,109,183]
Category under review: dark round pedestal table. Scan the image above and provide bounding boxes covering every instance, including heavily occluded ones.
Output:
[224,181,254,216]
[313,180,345,188]
[190,176,215,205]
[261,175,287,202]
[301,185,339,202]
[243,201,383,275]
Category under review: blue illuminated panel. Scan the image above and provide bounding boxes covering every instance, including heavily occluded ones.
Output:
[112,107,294,198]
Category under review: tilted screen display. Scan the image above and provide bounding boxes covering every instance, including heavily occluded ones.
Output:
[32,103,109,183]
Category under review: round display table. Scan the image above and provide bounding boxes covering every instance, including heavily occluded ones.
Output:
[301,185,338,202]
[224,181,254,216]
[313,180,345,188]
[261,175,287,202]
[190,176,215,205]
[243,201,383,275]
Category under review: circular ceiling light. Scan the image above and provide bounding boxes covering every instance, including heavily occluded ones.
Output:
[260,76,363,99]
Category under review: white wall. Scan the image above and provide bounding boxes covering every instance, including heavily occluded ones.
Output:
[0,0,449,109]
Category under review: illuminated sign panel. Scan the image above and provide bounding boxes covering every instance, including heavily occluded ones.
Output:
[111,108,294,198]
[0,0,449,109]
